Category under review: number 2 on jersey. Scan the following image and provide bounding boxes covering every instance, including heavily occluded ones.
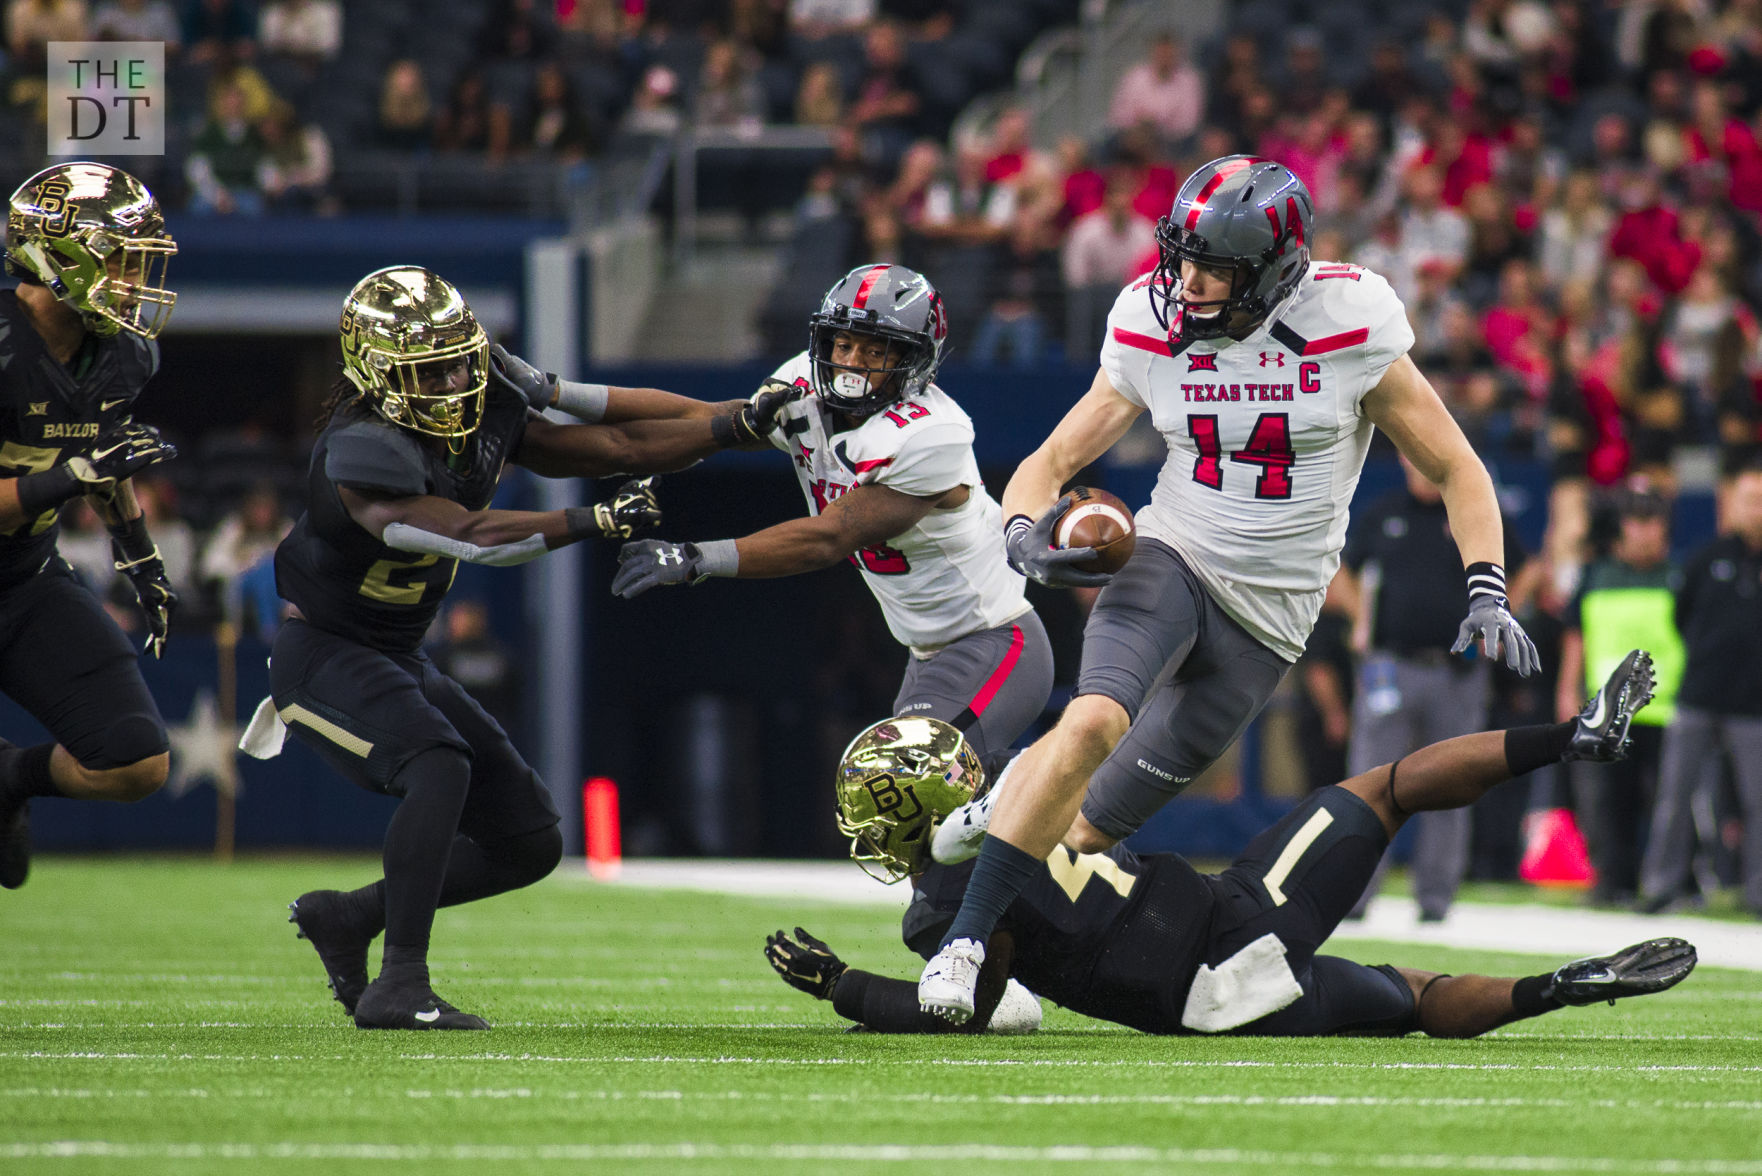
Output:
[1188,412,1294,500]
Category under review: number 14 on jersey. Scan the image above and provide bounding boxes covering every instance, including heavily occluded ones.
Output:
[1189,412,1295,500]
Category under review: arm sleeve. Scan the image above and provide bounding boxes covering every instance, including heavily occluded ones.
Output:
[382,521,550,567]
[831,970,967,1033]
[324,422,429,496]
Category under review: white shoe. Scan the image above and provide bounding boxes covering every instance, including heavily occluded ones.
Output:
[918,937,985,1023]
[930,751,1019,864]
[985,979,1042,1035]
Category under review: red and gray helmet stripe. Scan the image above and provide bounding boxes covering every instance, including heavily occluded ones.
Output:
[1182,156,1261,231]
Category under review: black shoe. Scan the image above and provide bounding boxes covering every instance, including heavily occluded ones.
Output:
[289,891,376,1015]
[353,975,490,1030]
[1564,649,1655,762]
[1549,937,1697,1007]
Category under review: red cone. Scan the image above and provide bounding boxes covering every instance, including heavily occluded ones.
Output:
[1519,808,1596,889]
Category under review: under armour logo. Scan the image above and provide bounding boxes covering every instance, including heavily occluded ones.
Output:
[26,401,46,416]
[657,549,684,566]
[1259,352,1286,368]
[1187,353,1218,373]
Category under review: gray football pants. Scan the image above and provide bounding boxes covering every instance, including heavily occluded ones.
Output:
[1347,654,1490,917]
[893,609,1054,764]
[1639,706,1762,913]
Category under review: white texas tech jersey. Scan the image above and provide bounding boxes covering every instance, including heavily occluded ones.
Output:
[763,352,1029,651]
[1100,259,1415,660]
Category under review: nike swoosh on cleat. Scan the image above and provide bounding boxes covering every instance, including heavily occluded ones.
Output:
[1583,691,1608,730]
[414,1009,441,1023]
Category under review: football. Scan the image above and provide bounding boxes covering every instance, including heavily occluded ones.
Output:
[1053,486,1135,574]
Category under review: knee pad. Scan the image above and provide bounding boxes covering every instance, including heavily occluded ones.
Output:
[93,714,170,772]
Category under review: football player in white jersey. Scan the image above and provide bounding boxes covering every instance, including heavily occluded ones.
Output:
[611,264,1054,771]
[918,155,1540,1022]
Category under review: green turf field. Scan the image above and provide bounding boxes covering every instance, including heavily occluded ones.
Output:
[2,858,1757,1175]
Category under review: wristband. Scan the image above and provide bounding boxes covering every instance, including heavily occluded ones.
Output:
[693,538,740,577]
[1005,514,1033,541]
[710,412,740,448]
[109,511,158,567]
[1465,561,1506,603]
[15,465,81,517]
[553,379,609,422]
[563,505,599,538]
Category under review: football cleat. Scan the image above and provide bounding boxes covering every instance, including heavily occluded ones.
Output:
[353,976,489,1031]
[930,751,1019,864]
[1563,649,1655,763]
[918,937,985,1024]
[985,978,1042,1036]
[288,891,375,1015]
[1548,937,1697,1007]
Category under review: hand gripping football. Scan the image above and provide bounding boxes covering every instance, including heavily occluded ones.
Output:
[1053,487,1135,575]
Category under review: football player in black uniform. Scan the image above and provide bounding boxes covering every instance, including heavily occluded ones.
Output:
[768,651,1697,1036]
[274,265,796,1030]
[0,163,183,892]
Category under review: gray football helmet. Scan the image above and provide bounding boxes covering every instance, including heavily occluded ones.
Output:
[808,263,948,416]
[1150,155,1313,344]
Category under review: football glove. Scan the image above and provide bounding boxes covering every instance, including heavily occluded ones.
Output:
[735,378,804,444]
[18,423,179,515]
[590,477,662,540]
[487,343,557,412]
[611,538,706,597]
[1005,498,1112,588]
[765,927,847,1000]
[116,551,176,659]
[1451,596,1540,676]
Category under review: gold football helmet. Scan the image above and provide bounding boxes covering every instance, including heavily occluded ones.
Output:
[5,162,177,339]
[339,265,488,442]
[835,716,984,883]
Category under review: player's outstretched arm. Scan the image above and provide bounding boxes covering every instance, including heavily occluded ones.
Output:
[0,422,177,531]
[610,482,945,597]
[340,480,659,567]
[1362,354,1539,675]
[92,479,177,658]
[765,927,1011,1034]
[1000,366,1142,523]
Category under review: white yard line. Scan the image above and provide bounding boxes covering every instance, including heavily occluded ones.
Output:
[4,1142,1761,1171]
[575,859,1762,971]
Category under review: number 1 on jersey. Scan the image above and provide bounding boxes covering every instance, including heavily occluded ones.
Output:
[1187,412,1295,500]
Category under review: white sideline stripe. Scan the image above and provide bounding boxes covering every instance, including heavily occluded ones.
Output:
[5,1142,1762,1171]
[6,1088,1761,1113]
[580,860,1762,971]
[6,1051,1759,1073]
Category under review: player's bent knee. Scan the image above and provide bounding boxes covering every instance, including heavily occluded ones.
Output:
[1062,816,1117,855]
[91,752,170,802]
[1057,696,1130,765]
[524,823,564,883]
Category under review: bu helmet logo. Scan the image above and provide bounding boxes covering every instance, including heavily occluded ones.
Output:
[1259,352,1286,367]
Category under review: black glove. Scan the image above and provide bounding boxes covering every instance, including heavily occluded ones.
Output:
[590,477,661,539]
[1452,596,1540,676]
[17,423,178,515]
[611,538,707,598]
[737,379,805,444]
[117,553,176,659]
[765,927,847,1000]
[488,343,557,412]
[1005,498,1113,588]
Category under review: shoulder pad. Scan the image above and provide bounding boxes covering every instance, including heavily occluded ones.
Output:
[325,421,429,497]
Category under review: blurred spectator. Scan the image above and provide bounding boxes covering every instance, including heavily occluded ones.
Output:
[1112,124,1179,226]
[257,99,334,212]
[376,58,432,151]
[793,61,843,126]
[1351,40,1422,133]
[517,60,601,159]
[1683,78,1762,212]
[1479,255,1551,397]
[1608,170,1701,295]
[1061,172,1155,291]
[971,216,1060,367]
[258,0,340,63]
[91,0,181,51]
[789,0,873,40]
[1615,0,1712,82]
[847,20,922,163]
[1397,163,1470,287]
[622,64,682,136]
[879,137,941,227]
[694,38,764,128]
[1557,484,1682,907]
[1106,32,1204,148]
[727,0,788,59]
[131,477,196,603]
[199,482,293,617]
[1205,32,1261,144]
[205,47,279,122]
[481,0,556,61]
[918,141,1010,246]
[433,68,494,153]
[55,497,115,594]
[186,83,268,215]
[183,0,256,65]
[8,0,89,72]
[1640,458,1762,916]
[1053,136,1106,228]
[1496,113,1567,209]
[1538,170,1613,290]
[1278,27,1330,115]
[428,599,521,738]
